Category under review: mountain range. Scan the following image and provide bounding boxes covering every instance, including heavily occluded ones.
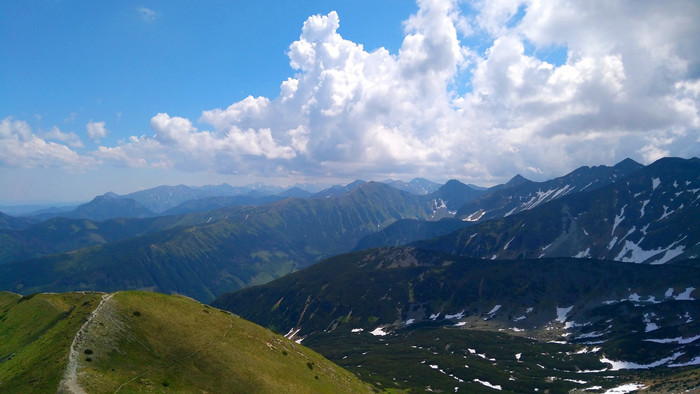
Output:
[1,156,698,391]
[415,157,700,265]
[212,247,699,392]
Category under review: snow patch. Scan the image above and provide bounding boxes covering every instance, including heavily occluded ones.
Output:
[615,239,686,264]
[370,326,390,336]
[575,248,591,258]
[645,334,700,344]
[351,328,364,333]
[473,379,502,390]
[600,352,683,370]
[285,328,302,339]
[603,383,647,393]
[652,177,661,190]
[556,306,574,323]
[503,236,515,250]
[484,305,501,320]
[668,356,700,367]
[675,287,696,300]
[445,311,465,320]
[464,210,485,222]
[611,205,627,235]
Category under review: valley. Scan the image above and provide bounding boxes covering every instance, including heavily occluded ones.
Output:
[1,156,699,392]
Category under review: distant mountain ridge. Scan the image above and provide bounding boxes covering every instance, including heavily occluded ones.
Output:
[383,178,442,195]
[416,157,700,264]
[0,182,443,301]
[457,158,644,222]
[351,159,648,251]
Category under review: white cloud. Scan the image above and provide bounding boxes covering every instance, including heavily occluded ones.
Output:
[86,121,108,142]
[43,126,84,148]
[137,7,160,23]
[0,117,97,170]
[48,0,700,183]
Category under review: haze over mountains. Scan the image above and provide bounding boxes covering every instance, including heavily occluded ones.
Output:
[1,156,699,392]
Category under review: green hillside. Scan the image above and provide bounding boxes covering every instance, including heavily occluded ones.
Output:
[0,291,104,392]
[0,182,437,302]
[0,291,373,393]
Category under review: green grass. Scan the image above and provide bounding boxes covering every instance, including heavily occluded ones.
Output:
[1,291,377,393]
[71,291,375,393]
[0,291,103,393]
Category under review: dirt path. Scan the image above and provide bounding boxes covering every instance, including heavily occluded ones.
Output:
[58,293,114,394]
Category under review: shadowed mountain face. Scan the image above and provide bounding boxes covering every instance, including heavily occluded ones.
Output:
[456,158,644,222]
[213,247,700,392]
[352,159,649,251]
[416,157,700,265]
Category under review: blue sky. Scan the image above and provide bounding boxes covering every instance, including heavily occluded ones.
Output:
[2,0,699,204]
[2,1,416,150]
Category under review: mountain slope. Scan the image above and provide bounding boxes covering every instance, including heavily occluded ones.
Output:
[0,182,438,302]
[352,218,473,251]
[161,194,286,215]
[456,158,644,222]
[0,291,371,393]
[61,194,157,220]
[213,247,700,392]
[426,179,486,219]
[0,212,38,231]
[417,157,700,264]
[384,178,442,195]
[0,214,201,266]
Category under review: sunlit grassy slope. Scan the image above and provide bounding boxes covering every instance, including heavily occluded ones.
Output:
[0,291,374,393]
[0,291,103,392]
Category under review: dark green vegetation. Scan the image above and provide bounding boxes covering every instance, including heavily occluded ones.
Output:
[0,215,193,265]
[0,291,373,393]
[0,212,38,231]
[353,218,472,250]
[214,247,700,392]
[0,182,443,302]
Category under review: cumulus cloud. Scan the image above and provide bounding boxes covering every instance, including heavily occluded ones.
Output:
[38,0,700,183]
[42,126,84,148]
[0,117,97,169]
[86,121,108,142]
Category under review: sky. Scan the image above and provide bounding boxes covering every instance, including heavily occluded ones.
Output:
[1,0,699,204]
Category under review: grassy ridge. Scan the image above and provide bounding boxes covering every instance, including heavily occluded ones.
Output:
[1,291,374,393]
[0,291,103,392]
[71,291,374,393]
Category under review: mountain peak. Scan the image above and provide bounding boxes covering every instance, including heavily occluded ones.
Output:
[441,179,468,189]
[505,174,530,187]
[613,157,643,172]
